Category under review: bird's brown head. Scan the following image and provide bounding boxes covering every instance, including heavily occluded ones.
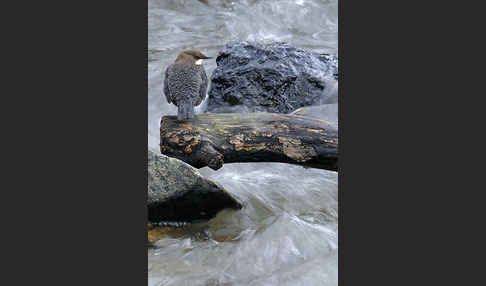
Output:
[175,50,213,65]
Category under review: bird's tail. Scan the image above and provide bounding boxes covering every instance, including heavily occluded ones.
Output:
[177,100,195,121]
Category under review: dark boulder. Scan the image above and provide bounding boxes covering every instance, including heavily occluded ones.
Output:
[148,150,242,223]
[208,41,338,114]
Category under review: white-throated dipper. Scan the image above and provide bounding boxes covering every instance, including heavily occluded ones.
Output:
[163,50,212,120]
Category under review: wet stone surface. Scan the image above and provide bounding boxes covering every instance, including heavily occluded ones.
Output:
[148,150,242,222]
[208,41,338,114]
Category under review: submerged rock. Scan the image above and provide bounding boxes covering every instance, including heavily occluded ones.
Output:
[208,41,338,114]
[148,150,242,223]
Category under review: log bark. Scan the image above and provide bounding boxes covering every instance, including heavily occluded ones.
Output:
[160,113,338,171]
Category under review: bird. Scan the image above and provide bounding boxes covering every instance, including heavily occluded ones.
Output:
[163,50,212,120]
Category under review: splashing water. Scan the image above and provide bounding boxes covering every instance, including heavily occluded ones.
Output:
[148,1,338,285]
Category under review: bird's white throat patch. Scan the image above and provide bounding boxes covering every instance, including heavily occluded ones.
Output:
[195,59,203,65]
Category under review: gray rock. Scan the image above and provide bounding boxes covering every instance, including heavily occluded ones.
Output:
[208,41,338,114]
[148,150,242,223]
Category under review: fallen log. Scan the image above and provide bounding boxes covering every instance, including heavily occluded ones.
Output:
[160,113,338,171]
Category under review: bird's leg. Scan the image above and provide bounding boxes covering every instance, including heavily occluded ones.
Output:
[177,101,195,120]
[187,102,195,119]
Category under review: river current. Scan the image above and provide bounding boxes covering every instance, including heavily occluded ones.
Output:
[148,1,338,285]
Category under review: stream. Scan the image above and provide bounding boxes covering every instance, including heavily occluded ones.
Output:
[148,1,338,285]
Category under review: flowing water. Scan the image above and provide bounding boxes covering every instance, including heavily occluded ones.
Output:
[148,0,338,285]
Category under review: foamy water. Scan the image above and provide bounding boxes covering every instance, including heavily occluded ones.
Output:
[148,1,338,285]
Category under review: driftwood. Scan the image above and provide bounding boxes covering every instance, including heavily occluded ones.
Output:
[160,113,338,171]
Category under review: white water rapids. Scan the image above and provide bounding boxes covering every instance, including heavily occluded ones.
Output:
[148,1,338,285]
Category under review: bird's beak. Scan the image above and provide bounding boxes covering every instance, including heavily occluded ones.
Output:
[203,56,213,59]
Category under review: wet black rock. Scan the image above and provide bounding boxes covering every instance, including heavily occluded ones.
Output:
[208,41,338,114]
[148,150,242,223]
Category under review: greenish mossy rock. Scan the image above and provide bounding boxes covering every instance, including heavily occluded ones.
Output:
[148,150,242,223]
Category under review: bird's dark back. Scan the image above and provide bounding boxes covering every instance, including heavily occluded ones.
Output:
[165,62,205,106]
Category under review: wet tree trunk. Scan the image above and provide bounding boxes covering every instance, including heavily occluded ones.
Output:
[160,113,338,171]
